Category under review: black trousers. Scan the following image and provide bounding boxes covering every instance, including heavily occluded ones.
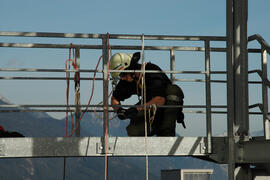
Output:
[126,108,177,136]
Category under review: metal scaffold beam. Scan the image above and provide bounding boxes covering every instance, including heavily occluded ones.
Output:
[0,137,217,158]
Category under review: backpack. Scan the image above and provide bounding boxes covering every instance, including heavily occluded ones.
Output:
[165,84,186,128]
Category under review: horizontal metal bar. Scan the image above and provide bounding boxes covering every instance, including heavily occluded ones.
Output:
[0,77,208,82]
[0,137,210,158]
[237,139,270,163]
[0,104,227,108]
[173,79,227,83]
[0,77,104,80]
[0,68,226,75]
[179,79,268,84]
[0,42,227,52]
[0,68,209,75]
[248,48,262,53]
[0,77,227,84]
[0,105,226,114]
[173,79,205,82]
[0,68,100,73]
[0,109,264,115]
[248,81,264,84]
[0,31,105,39]
[0,43,102,49]
[0,109,111,113]
[182,110,223,114]
[0,76,263,85]
[185,110,263,115]
[210,71,226,74]
[0,31,227,41]
[0,69,226,77]
[109,69,207,74]
[0,42,261,53]
[0,69,207,74]
[0,104,103,108]
[112,46,227,52]
[210,80,227,83]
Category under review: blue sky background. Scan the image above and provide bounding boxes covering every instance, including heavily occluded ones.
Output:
[0,0,270,136]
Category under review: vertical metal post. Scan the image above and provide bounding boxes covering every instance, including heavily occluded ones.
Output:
[102,36,109,141]
[227,0,249,179]
[102,37,109,139]
[205,40,212,154]
[102,36,109,179]
[234,0,249,138]
[170,49,175,83]
[226,0,236,179]
[75,48,81,137]
[261,48,270,140]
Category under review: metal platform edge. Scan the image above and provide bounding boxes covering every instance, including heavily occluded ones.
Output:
[0,137,218,158]
[2,136,269,165]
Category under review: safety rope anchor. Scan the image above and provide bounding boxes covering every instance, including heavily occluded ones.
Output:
[96,143,114,154]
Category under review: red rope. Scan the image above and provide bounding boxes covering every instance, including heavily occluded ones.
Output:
[65,43,75,137]
[67,55,103,137]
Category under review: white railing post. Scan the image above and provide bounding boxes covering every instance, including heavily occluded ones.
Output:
[261,48,270,140]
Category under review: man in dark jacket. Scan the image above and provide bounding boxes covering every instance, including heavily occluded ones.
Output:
[109,52,185,136]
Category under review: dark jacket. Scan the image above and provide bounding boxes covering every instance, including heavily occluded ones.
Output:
[112,62,171,102]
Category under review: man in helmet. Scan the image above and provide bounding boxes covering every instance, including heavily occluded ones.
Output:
[109,52,185,136]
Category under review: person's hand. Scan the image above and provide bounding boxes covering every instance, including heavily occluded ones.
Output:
[116,107,138,120]
[117,108,127,120]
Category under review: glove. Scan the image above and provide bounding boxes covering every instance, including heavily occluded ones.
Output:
[117,108,128,120]
[117,107,138,120]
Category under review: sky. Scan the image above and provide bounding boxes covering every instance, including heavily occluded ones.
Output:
[0,0,270,136]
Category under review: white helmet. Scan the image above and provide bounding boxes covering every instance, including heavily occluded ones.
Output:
[109,53,133,78]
